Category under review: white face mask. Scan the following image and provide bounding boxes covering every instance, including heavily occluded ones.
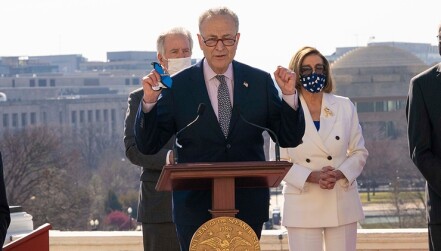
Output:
[166,57,192,75]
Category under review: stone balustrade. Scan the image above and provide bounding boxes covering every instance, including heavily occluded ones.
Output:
[46,228,429,251]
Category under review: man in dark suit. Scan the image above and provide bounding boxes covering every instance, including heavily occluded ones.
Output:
[407,23,441,251]
[0,152,11,247]
[135,7,305,251]
[124,27,193,251]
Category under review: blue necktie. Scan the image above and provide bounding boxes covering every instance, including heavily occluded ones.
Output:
[216,75,231,138]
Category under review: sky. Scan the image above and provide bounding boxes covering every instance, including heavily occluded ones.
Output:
[1,0,440,73]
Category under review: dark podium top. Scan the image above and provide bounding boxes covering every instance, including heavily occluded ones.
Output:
[156,161,292,218]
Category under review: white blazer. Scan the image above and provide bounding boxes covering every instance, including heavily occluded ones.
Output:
[270,93,368,228]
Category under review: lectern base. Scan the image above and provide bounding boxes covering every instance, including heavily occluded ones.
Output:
[190,216,260,251]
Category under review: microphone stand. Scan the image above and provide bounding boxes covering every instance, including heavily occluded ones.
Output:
[173,103,206,164]
[237,109,280,161]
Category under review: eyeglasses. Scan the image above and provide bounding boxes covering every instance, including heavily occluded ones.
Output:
[300,64,326,76]
[201,35,237,47]
[437,35,441,42]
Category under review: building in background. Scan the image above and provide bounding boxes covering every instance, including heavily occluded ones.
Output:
[0,44,433,176]
[330,43,428,189]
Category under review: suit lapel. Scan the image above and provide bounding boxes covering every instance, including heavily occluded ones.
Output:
[299,94,328,153]
[318,93,337,143]
[436,63,441,81]
[229,61,249,135]
[189,61,225,138]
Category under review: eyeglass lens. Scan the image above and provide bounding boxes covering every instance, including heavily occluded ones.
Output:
[300,64,325,75]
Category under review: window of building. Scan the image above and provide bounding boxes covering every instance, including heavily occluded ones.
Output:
[111,109,116,131]
[356,102,375,113]
[12,113,18,127]
[360,121,398,140]
[88,110,93,122]
[80,110,85,123]
[387,100,398,112]
[50,79,55,87]
[71,111,77,124]
[386,121,397,139]
[104,109,108,122]
[38,79,47,87]
[30,79,35,87]
[84,78,99,86]
[111,109,116,122]
[125,78,130,85]
[3,114,9,128]
[375,101,386,112]
[96,110,101,121]
[397,100,406,110]
[31,112,36,125]
[21,113,27,127]
[132,78,140,85]
[356,99,407,113]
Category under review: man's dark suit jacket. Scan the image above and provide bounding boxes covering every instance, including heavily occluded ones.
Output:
[407,63,441,224]
[135,60,305,227]
[0,152,11,246]
[124,88,174,224]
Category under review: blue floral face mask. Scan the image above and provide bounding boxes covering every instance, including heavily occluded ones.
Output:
[300,72,326,93]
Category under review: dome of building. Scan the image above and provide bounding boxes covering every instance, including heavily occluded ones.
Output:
[332,45,426,69]
[330,45,428,98]
[0,92,7,102]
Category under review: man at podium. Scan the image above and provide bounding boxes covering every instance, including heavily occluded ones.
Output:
[135,7,305,251]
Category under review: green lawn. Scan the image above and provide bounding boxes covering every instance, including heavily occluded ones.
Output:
[359,191,424,204]
[359,190,426,228]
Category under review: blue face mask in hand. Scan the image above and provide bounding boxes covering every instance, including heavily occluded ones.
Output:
[300,73,326,93]
[152,62,173,89]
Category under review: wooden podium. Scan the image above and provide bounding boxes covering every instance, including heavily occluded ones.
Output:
[3,223,52,251]
[156,161,292,218]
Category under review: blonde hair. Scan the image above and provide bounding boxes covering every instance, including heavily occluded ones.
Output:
[288,46,334,93]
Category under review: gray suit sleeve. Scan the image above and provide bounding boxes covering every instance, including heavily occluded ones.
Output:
[124,90,170,171]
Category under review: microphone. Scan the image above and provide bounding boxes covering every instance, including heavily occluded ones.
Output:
[173,103,206,164]
[236,106,280,161]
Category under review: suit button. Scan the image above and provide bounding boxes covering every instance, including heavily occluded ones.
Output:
[335,136,340,140]
[327,156,332,160]
[226,144,231,149]
[306,158,310,163]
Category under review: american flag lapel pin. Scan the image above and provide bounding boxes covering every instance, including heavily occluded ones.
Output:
[243,81,249,88]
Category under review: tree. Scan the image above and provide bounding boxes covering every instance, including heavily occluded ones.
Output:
[69,123,122,169]
[103,210,132,230]
[0,127,93,230]
[104,190,122,214]
[0,124,147,231]
[361,120,422,199]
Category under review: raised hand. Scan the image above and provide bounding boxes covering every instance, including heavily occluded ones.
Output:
[141,69,163,104]
[273,66,297,95]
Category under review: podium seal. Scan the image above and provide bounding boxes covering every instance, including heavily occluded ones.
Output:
[190,216,260,251]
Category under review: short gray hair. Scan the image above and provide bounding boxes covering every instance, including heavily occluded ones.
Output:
[198,7,239,34]
[156,27,193,56]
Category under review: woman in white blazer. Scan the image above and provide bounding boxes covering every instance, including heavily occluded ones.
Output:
[270,46,368,251]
